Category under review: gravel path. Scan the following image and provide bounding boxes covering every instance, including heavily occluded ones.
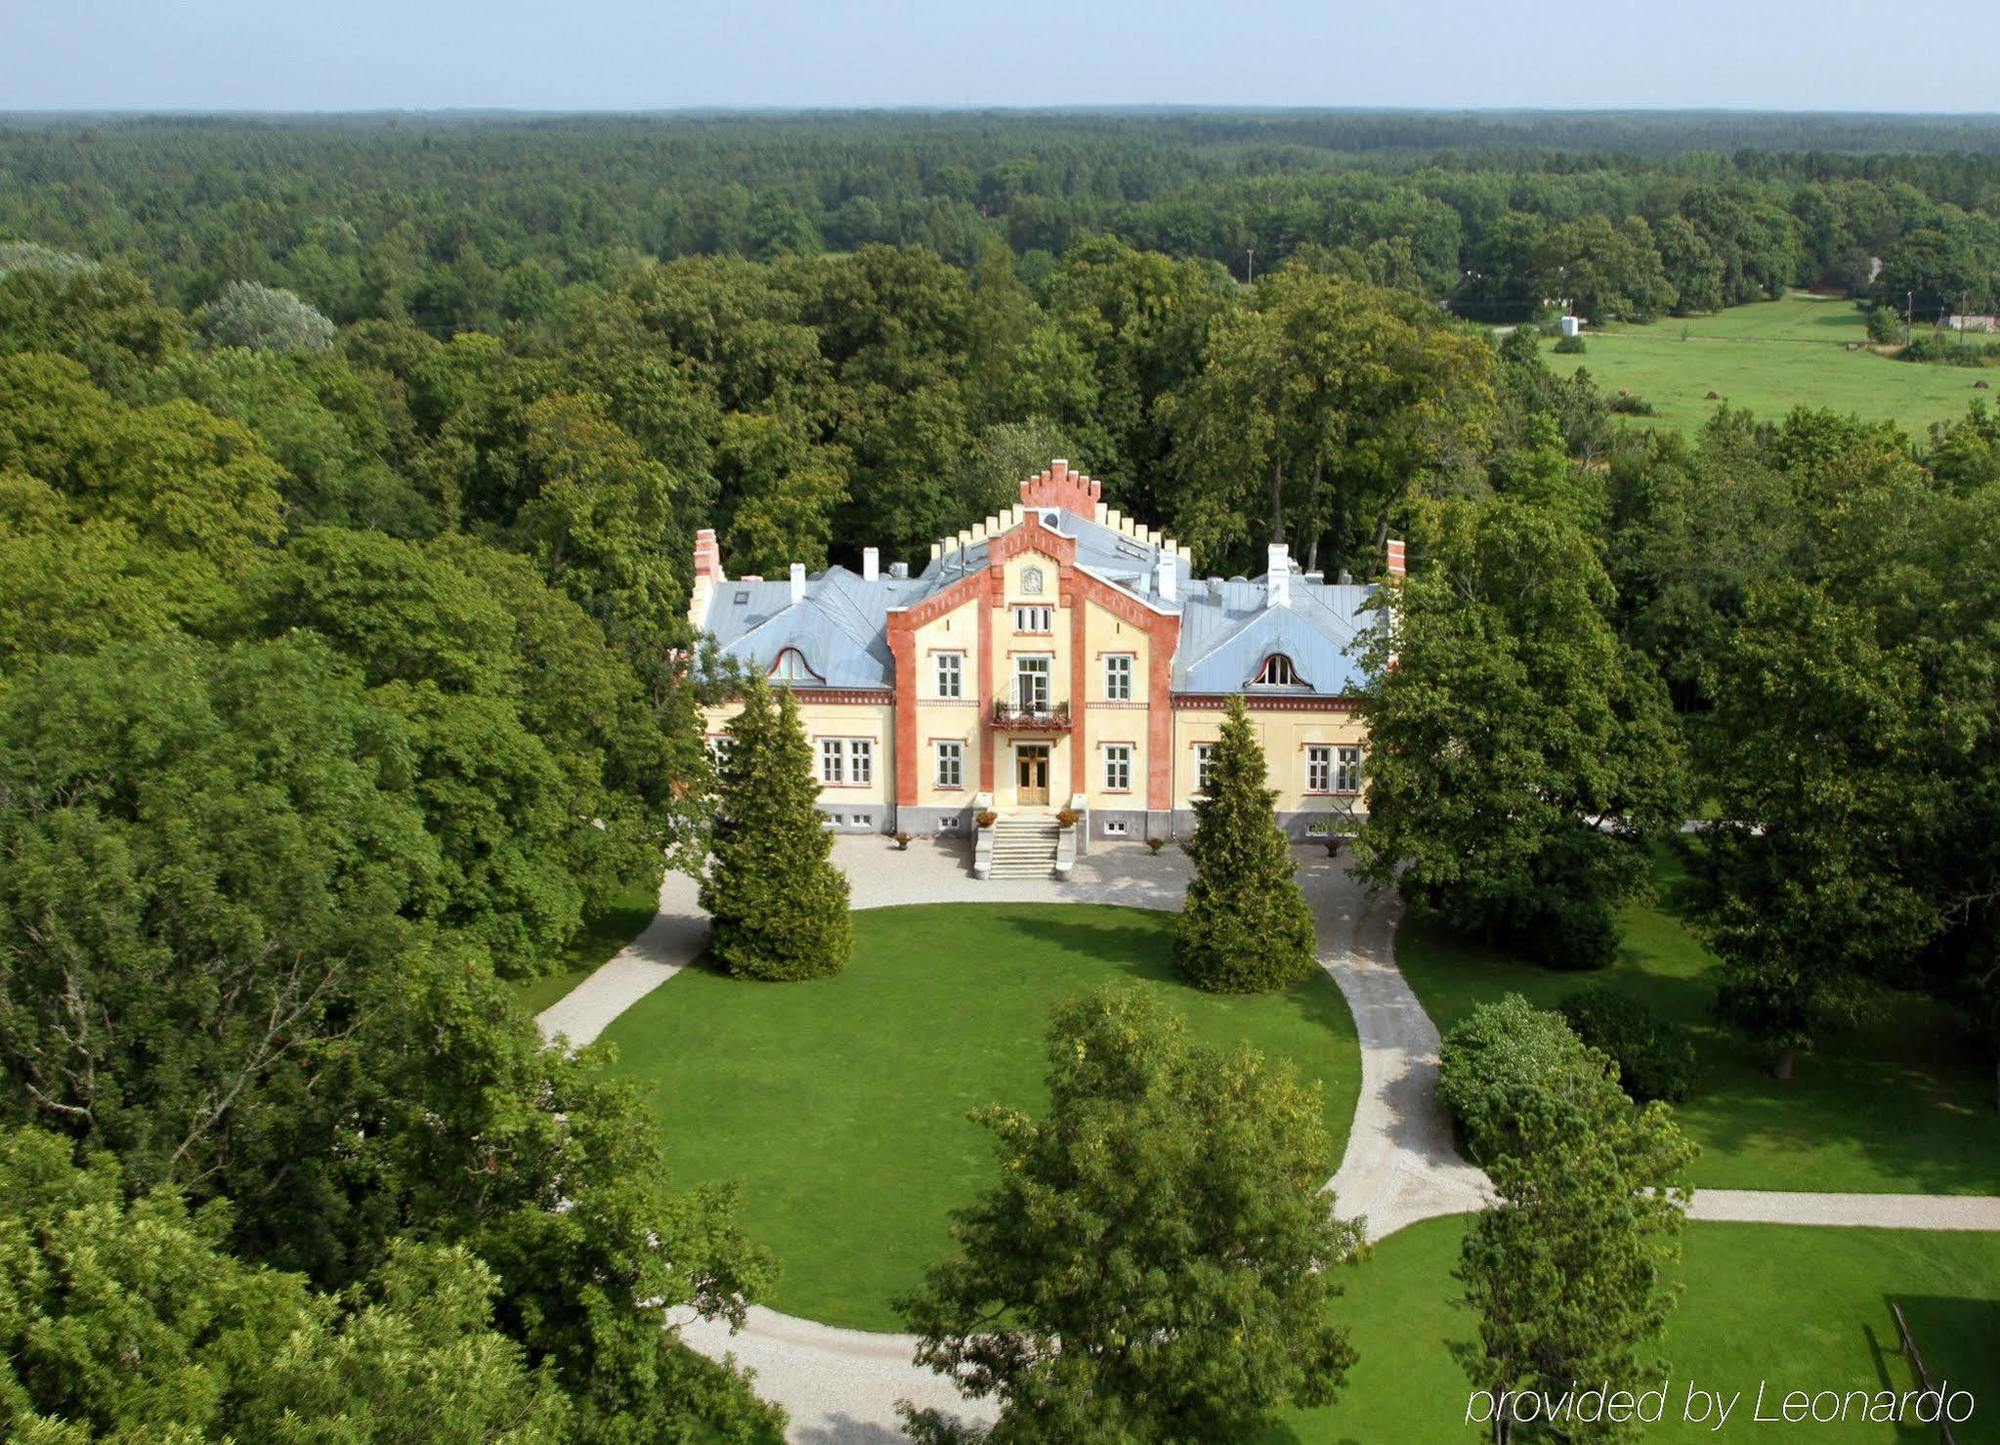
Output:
[537,834,2000,1443]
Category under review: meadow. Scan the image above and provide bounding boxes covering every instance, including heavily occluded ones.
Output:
[1542,294,1992,438]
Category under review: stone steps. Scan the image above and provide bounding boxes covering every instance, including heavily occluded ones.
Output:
[986,820,1060,879]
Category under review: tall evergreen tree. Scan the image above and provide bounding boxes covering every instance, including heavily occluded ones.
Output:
[701,675,852,981]
[1174,695,1317,993]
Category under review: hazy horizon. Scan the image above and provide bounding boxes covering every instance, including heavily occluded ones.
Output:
[7,1,1999,115]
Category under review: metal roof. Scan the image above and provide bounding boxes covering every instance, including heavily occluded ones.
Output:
[699,505,1382,697]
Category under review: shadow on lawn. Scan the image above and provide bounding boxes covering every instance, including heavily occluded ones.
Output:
[1003,909,1359,1042]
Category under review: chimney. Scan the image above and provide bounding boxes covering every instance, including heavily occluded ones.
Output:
[789,562,806,605]
[1265,543,1291,610]
[1385,537,1407,580]
[889,561,910,580]
[862,547,880,582]
[693,528,725,583]
[688,527,727,629]
[1155,550,1178,603]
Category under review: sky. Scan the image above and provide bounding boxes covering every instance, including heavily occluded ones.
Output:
[4,0,1997,114]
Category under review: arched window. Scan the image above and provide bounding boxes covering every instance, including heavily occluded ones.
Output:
[1253,653,1301,687]
[769,648,823,684]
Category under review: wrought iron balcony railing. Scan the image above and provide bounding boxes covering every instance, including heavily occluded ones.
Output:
[990,698,1072,731]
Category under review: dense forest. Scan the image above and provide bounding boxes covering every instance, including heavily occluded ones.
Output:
[1,112,1997,1441]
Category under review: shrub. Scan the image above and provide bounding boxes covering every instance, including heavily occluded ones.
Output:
[1557,986,1699,1103]
[1438,995,1623,1164]
[1864,306,1901,345]
[1900,331,2000,368]
[1552,333,1586,354]
[1607,392,1656,416]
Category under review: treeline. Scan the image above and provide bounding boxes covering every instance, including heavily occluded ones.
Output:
[7,113,2000,334]
[1359,330,2000,1089]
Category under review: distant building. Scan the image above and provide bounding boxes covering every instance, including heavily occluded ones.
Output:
[689,461,1389,850]
[1558,314,1583,339]
[1945,314,2000,334]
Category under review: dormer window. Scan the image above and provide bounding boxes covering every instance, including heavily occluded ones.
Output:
[769,648,823,684]
[1253,654,1301,687]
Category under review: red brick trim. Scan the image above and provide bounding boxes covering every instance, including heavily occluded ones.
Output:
[1171,693,1363,712]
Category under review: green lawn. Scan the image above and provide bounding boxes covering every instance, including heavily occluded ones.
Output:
[1395,849,2000,1196]
[507,872,662,1017]
[596,903,1360,1331]
[1264,1216,2000,1443]
[1540,293,1989,439]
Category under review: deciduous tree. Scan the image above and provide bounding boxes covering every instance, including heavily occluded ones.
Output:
[898,988,1358,1443]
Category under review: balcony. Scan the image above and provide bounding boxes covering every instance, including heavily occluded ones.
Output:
[991,698,1072,732]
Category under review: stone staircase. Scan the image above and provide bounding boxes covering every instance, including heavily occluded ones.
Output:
[986,818,1061,879]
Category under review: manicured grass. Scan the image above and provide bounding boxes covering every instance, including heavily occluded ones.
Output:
[597,904,1360,1331]
[507,872,662,1017]
[1395,849,2000,1196]
[1262,1216,2000,1443]
[1538,294,1988,439]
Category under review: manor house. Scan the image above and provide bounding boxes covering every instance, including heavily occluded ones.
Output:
[689,461,1390,862]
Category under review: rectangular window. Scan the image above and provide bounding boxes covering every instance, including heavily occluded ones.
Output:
[935,740,964,789]
[1014,606,1052,633]
[1103,819,1129,836]
[1195,743,1217,792]
[935,652,963,698]
[707,734,732,769]
[1014,656,1051,710]
[817,739,873,786]
[1104,653,1134,701]
[1335,745,1363,794]
[1306,744,1332,793]
[1103,743,1132,792]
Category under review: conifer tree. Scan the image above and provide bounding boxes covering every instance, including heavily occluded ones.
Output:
[1174,695,1318,992]
[701,674,852,980]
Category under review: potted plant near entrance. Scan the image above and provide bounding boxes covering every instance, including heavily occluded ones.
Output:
[895,831,912,851]
[976,809,998,830]
[1055,808,1079,829]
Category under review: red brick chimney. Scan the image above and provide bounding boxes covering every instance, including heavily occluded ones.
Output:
[1384,537,1407,580]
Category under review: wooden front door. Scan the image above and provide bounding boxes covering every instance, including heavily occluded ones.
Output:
[1016,744,1050,806]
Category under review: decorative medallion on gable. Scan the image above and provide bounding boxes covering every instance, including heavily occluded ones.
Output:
[1020,564,1045,596]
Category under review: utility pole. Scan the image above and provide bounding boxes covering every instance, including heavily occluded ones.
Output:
[1906,290,1914,346]
[1246,247,1255,284]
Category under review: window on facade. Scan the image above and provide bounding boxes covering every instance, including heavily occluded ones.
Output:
[817,738,872,786]
[1195,743,1218,792]
[1104,653,1134,701]
[1253,654,1298,686]
[1104,819,1129,836]
[935,651,963,698]
[1014,606,1053,633]
[1306,744,1332,793]
[1336,745,1363,794]
[707,734,733,770]
[936,740,964,789]
[1103,743,1132,792]
[1014,656,1052,710]
[771,648,820,683]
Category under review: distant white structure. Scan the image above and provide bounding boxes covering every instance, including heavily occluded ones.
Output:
[1558,315,1583,339]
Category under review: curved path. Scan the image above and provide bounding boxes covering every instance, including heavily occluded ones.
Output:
[538,836,2000,1444]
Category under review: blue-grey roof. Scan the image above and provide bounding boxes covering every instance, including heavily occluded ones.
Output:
[1172,578,1377,695]
[916,505,1192,611]
[699,503,1382,698]
[705,565,919,688]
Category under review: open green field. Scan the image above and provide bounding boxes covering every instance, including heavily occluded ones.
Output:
[1540,293,1990,438]
[597,903,1360,1330]
[507,872,662,1017]
[1395,848,2000,1196]
[1264,1217,2000,1444]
